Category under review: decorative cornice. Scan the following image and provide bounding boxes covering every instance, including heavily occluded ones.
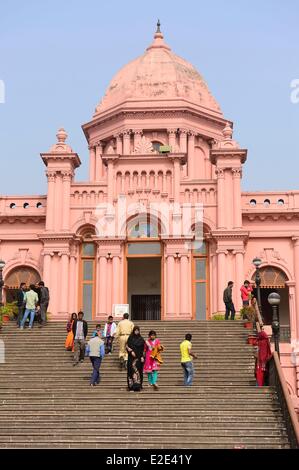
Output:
[37,234,76,242]
[0,216,45,224]
[243,212,299,222]
[211,230,249,241]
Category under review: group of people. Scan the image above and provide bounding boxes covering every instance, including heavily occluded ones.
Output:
[64,311,198,390]
[223,280,254,320]
[16,281,50,329]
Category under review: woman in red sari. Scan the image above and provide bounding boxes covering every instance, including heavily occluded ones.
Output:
[255,330,272,386]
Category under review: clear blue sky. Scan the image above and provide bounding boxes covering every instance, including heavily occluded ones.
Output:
[0,0,298,195]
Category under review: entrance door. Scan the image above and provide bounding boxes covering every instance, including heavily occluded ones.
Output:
[131,295,161,321]
[127,256,161,321]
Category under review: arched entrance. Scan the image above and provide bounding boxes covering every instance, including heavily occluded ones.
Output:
[125,214,162,321]
[4,266,41,303]
[251,266,290,341]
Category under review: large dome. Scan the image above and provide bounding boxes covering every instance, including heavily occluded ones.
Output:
[94,25,222,116]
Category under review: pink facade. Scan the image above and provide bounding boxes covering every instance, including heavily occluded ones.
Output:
[1,26,299,411]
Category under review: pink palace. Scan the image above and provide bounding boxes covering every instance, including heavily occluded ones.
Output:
[1,25,299,410]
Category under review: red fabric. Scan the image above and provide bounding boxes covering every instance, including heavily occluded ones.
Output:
[256,367,265,386]
[257,331,272,368]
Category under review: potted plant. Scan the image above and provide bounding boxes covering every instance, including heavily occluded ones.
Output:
[240,305,256,329]
[0,305,10,322]
[0,302,18,322]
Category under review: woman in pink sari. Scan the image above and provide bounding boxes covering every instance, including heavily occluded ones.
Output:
[144,330,163,390]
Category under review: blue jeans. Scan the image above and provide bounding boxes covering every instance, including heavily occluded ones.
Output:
[181,361,194,386]
[20,309,36,328]
[90,356,102,385]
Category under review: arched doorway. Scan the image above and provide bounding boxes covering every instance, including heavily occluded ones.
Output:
[4,266,41,303]
[125,214,162,321]
[251,266,290,341]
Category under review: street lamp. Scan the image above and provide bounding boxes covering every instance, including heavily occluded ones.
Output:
[253,257,263,319]
[0,260,5,307]
[268,292,281,358]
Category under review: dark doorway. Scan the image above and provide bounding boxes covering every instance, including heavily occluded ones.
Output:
[131,295,161,321]
[128,257,161,320]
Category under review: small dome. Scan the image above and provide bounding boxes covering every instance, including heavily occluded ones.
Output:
[94,25,222,116]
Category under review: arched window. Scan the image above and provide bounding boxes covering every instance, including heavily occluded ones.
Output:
[127,214,159,239]
[151,141,163,153]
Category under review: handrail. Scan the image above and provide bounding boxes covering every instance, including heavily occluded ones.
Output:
[252,299,299,448]
[269,352,299,448]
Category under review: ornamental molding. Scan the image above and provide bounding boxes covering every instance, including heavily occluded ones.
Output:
[134,136,154,155]
[37,234,76,243]
[0,216,45,224]
[83,110,226,138]
[243,212,299,222]
[211,230,249,242]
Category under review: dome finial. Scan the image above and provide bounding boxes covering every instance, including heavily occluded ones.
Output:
[156,19,161,33]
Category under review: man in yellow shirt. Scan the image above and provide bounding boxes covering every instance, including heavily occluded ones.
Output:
[115,313,134,370]
[180,333,197,386]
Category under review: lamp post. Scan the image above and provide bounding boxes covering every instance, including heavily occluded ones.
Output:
[268,292,281,359]
[0,260,5,307]
[253,257,263,319]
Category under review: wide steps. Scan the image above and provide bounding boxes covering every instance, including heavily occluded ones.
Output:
[0,320,290,449]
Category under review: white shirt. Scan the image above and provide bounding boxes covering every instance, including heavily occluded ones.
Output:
[75,320,84,340]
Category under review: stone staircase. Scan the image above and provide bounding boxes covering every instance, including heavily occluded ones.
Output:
[0,320,290,448]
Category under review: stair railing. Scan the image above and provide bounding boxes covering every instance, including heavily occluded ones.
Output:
[252,299,299,448]
[268,352,299,448]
